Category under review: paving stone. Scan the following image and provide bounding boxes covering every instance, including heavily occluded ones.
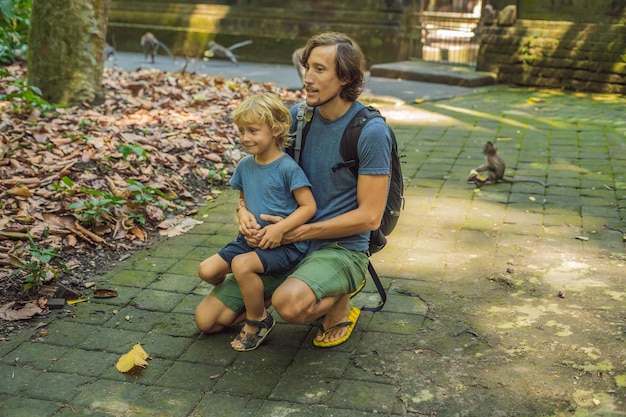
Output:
[281,349,353,380]
[178,337,239,366]
[0,329,30,357]
[171,293,204,315]
[213,366,283,398]
[2,342,69,371]
[49,348,119,377]
[269,373,341,405]
[255,401,326,417]
[382,291,430,315]
[0,395,60,417]
[129,386,203,416]
[71,379,146,414]
[168,258,203,276]
[79,327,146,354]
[330,379,401,414]
[131,288,186,312]
[132,255,180,273]
[0,363,41,395]
[264,322,311,349]
[63,301,120,326]
[154,360,223,390]
[147,240,203,259]
[20,370,94,402]
[102,305,166,332]
[100,356,172,386]
[40,320,98,347]
[189,392,262,416]
[367,311,426,336]
[54,406,114,416]
[152,312,198,337]
[183,246,214,262]
[147,272,199,293]
[85,285,142,307]
[138,333,195,359]
[100,269,159,288]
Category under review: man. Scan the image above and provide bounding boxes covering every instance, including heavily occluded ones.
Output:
[195,31,391,347]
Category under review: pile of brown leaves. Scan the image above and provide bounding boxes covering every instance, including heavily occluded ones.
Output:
[0,63,302,321]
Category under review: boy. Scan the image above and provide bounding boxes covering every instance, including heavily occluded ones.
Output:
[197,92,316,351]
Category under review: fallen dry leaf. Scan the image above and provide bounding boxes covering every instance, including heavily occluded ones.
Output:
[0,61,303,316]
[116,343,150,373]
[158,217,203,237]
[0,301,44,321]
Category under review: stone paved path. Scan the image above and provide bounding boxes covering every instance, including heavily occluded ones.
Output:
[1,61,625,416]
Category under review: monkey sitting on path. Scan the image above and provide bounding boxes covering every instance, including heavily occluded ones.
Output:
[468,141,548,188]
[140,32,174,63]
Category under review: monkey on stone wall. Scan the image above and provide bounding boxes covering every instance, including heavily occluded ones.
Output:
[140,32,174,63]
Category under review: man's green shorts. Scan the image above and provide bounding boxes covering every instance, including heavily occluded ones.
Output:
[210,242,369,314]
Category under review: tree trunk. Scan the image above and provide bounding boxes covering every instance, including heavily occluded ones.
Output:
[27,0,109,106]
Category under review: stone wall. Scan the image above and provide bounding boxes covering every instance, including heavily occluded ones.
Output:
[475,20,626,94]
[108,0,412,67]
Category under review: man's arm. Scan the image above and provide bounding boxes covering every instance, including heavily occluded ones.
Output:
[258,186,316,249]
[262,174,389,244]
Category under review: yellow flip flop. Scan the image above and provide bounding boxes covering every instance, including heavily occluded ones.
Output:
[313,306,361,348]
[349,279,366,299]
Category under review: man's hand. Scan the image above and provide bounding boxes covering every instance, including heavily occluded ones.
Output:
[258,224,284,250]
[259,214,307,245]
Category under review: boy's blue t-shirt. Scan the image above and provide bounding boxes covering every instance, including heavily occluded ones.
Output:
[290,101,392,252]
[230,153,312,253]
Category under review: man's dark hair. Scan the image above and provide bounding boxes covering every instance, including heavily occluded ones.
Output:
[300,32,365,102]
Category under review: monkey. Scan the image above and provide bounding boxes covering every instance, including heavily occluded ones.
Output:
[140,32,174,63]
[292,47,305,84]
[206,40,253,66]
[104,43,116,61]
[497,5,517,27]
[467,141,548,188]
[481,4,496,26]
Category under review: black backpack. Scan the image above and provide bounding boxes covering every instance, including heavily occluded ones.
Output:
[288,103,405,311]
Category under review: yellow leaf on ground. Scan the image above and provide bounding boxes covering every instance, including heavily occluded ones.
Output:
[116,343,150,373]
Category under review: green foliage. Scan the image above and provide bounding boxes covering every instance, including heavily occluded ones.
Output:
[118,143,147,161]
[50,176,78,196]
[126,179,171,205]
[0,69,56,115]
[11,233,70,294]
[68,188,126,227]
[55,176,171,228]
[0,0,32,64]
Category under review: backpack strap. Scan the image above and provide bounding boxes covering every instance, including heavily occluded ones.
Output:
[360,261,387,312]
[332,105,384,177]
[290,102,314,164]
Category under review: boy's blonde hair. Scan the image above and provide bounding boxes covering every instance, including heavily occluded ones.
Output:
[233,92,293,148]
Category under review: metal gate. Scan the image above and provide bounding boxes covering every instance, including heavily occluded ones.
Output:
[409,0,483,66]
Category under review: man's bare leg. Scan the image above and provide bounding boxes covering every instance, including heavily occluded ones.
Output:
[194,293,244,334]
[272,277,352,343]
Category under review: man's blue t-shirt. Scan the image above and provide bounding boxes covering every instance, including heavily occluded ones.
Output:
[290,101,392,252]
